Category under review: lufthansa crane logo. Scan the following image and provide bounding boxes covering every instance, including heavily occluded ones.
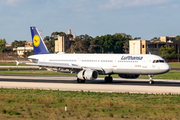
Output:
[33,35,40,47]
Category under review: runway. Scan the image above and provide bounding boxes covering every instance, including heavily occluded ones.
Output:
[0,75,180,94]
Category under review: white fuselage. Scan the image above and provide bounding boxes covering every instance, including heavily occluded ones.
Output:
[28,53,170,75]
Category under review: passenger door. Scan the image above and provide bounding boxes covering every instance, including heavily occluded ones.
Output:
[142,58,147,69]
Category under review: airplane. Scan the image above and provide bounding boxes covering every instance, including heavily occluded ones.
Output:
[26,26,171,84]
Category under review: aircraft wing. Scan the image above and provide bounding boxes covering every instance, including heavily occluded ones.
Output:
[26,62,82,69]
[26,62,103,71]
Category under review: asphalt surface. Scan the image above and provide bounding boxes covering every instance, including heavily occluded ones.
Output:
[0,74,179,86]
[0,75,179,94]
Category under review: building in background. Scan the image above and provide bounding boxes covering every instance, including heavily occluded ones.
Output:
[5,44,11,48]
[55,29,76,53]
[129,36,180,55]
[13,41,33,57]
[55,36,70,53]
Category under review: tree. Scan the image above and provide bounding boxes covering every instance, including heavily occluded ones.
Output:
[123,41,129,54]
[51,32,59,39]
[11,40,26,48]
[59,32,66,36]
[43,36,54,53]
[134,37,141,40]
[88,40,98,53]
[23,50,34,57]
[43,36,50,42]
[67,34,73,38]
[93,33,132,53]
[175,35,180,40]
[44,31,68,53]
[159,45,178,59]
[151,37,160,41]
[66,34,93,53]
[0,38,6,52]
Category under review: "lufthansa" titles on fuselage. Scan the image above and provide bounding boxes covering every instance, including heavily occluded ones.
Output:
[121,56,143,60]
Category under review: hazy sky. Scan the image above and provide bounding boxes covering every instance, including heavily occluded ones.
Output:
[0,0,180,44]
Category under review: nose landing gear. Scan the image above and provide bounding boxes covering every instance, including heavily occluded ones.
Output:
[148,75,154,84]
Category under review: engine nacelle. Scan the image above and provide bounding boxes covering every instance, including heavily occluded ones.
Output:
[118,74,140,79]
[77,69,99,80]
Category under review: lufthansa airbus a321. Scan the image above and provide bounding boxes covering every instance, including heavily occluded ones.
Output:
[26,27,170,84]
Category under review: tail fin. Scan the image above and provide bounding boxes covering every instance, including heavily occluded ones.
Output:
[30,27,51,55]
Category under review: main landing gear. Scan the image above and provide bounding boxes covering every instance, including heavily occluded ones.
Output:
[77,78,85,83]
[105,75,113,83]
[148,75,154,84]
[76,74,113,83]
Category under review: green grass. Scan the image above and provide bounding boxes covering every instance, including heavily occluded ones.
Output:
[139,70,180,79]
[0,70,76,76]
[168,62,180,68]
[0,88,179,119]
[0,63,30,66]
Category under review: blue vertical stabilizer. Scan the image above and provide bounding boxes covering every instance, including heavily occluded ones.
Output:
[30,27,51,55]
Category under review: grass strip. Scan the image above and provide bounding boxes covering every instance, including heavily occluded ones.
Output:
[0,70,76,76]
[0,88,179,119]
[0,63,30,66]
[168,63,180,68]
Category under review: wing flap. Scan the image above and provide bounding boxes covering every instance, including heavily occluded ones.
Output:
[26,62,82,69]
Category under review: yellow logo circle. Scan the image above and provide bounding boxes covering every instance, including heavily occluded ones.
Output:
[33,35,40,47]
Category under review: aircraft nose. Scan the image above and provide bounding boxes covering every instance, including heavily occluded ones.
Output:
[164,63,171,73]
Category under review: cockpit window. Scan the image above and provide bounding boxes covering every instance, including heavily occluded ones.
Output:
[153,60,156,63]
[153,60,164,63]
[159,60,164,63]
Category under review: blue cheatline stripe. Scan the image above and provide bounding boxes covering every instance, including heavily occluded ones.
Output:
[30,27,51,55]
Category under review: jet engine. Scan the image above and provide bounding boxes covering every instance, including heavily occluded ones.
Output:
[118,74,140,79]
[77,69,99,80]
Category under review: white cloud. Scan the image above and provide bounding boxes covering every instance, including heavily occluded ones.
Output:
[2,0,24,6]
[99,0,171,10]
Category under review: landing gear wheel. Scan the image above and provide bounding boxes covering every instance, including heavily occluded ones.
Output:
[77,78,85,83]
[105,76,113,83]
[105,77,108,83]
[77,78,81,83]
[81,80,85,83]
[148,75,154,84]
[149,80,154,84]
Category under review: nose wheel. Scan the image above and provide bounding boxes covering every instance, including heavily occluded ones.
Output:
[149,80,154,84]
[148,75,154,84]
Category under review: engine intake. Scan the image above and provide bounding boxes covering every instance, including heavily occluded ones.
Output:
[118,74,139,79]
[77,69,98,80]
